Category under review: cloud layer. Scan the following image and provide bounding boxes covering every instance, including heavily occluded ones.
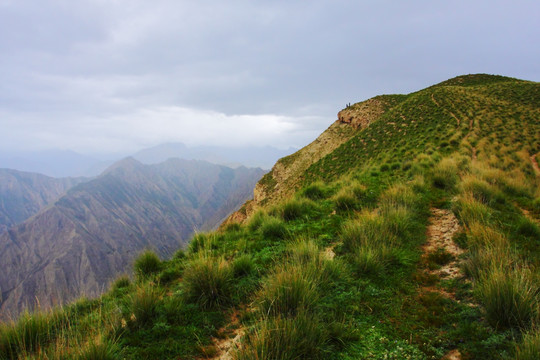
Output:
[1,0,539,154]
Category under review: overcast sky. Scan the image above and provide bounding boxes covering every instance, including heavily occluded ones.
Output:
[1,0,539,155]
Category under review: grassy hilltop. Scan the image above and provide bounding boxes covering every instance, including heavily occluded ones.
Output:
[1,74,539,359]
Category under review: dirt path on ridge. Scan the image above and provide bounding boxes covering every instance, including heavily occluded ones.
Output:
[421,208,464,360]
[423,208,463,280]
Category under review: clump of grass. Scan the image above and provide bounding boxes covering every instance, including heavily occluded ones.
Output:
[130,283,162,327]
[515,327,540,360]
[258,264,319,317]
[379,183,417,210]
[287,238,321,266]
[453,192,492,226]
[501,171,534,198]
[379,205,415,240]
[340,211,396,253]
[0,311,62,358]
[223,222,242,232]
[300,182,328,200]
[431,157,460,189]
[188,233,218,254]
[233,312,329,360]
[461,219,513,279]
[133,250,162,280]
[333,188,359,212]
[111,275,131,292]
[247,210,267,231]
[460,175,504,205]
[232,254,256,277]
[516,217,540,238]
[183,255,233,309]
[260,216,288,240]
[350,245,394,276]
[476,267,539,329]
[76,336,121,360]
[279,198,317,221]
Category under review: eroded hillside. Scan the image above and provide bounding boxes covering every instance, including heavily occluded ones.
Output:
[1,74,539,360]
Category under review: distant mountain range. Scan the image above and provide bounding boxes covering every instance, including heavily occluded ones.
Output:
[0,157,264,319]
[0,169,87,233]
[0,143,296,178]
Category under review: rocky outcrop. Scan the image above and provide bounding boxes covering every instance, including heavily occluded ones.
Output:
[337,98,389,129]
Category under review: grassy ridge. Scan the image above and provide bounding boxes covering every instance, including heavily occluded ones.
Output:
[1,74,539,359]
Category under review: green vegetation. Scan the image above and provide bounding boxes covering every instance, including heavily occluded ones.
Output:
[1,74,539,359]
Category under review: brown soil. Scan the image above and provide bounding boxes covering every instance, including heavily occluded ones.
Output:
[204,309,246,360]
[420,208,464,360]
[431,93,440,106]
[422,208,463,280]
[442,349,462,360]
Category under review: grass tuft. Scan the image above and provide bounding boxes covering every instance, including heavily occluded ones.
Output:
[476,267,539,330]
[133,250,162,280]
[183,254,233,309]
[233,312,329,360]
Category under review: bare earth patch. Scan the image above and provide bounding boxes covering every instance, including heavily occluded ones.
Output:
[204,309,246,360]
[421,208,464,360]
[423,208,463,280]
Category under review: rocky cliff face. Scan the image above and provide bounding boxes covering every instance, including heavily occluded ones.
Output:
[0,169,86,233]
[0,158,264,319]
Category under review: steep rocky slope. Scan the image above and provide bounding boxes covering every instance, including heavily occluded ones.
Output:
[0,169,86,233]
[0,158,264,319]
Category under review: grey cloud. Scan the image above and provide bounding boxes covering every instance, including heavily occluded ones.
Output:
[0,0,539,155]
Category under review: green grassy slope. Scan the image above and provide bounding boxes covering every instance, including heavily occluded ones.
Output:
[1,74,539,360]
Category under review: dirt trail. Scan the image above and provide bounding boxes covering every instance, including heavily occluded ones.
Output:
[472,147,477,161]
[423,208,463,280]
[431,93,440,106]
[449,112,461,126]
[422,208,464,360]
[204,309,245,360]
